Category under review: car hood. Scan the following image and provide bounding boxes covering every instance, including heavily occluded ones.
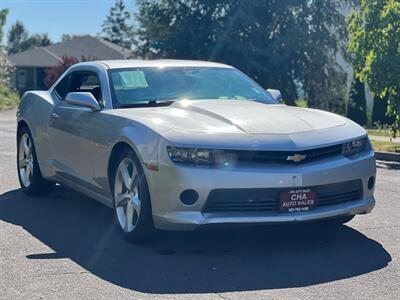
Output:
[111,100,366,151]
[113,100,346,135]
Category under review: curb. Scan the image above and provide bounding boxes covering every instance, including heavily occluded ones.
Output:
[375,151,400,162]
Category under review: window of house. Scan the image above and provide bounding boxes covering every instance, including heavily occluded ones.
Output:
[17,70,27,89]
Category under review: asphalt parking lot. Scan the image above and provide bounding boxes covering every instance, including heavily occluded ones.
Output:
[1,109,399,300]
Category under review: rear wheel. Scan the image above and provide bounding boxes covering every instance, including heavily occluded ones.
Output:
[112,148,154,243]
[17,126,55,196]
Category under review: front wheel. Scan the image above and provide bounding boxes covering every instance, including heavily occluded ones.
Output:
[112,148,154,243]
[17,126,55,196]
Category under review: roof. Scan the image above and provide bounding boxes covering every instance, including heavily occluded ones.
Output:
[9,35,132,68]
[82,59,232,69]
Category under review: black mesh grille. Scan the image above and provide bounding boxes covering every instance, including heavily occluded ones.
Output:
[222,143,343,165]
[203,180,363,213]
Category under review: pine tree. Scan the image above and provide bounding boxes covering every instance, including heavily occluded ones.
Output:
[100,0,134,49]
[6,21,51,54]
[6,21,28,54]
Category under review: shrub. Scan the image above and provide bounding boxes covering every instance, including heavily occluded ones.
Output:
[0,83,19,110]
[43,55,97,88]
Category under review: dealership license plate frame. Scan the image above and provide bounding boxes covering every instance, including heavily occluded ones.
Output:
[279,188,316,212]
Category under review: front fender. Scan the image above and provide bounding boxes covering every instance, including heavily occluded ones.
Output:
[92,112,162,198]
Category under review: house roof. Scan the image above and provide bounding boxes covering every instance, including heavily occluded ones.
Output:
[9,35,132,68]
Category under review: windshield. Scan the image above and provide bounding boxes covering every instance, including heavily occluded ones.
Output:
[108,67,276,107]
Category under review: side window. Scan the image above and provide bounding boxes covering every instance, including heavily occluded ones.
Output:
[79,74,100,91]
[54,71,104,107]
[54,74,72,99]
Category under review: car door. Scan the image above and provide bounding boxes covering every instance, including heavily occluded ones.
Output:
[48,70,105,191]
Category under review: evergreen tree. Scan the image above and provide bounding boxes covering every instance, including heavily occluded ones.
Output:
[61,34,87,42]
[0,8,7,42]
[26,33,51,49]
[100,0,134,49]
[6,21,51,54]
[347,76,367,126]
[6,21,28,54]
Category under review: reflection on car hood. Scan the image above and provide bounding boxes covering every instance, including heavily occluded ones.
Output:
[113,100,347,135]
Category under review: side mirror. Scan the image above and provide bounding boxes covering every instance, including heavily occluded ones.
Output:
[266,89,282,102]
[65,92,101,111]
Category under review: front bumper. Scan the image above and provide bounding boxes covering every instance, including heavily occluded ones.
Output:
[145,149,376,231]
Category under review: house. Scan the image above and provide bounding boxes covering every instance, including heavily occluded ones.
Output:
[8,35,132,94]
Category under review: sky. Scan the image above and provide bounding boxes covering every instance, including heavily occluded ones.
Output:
[1,0,136,43]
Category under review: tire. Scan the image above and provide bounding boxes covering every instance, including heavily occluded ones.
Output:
[111,148,154,243]
[17,126,55,196]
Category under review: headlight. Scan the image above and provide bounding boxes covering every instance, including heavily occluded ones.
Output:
[167,146,224,166]
[167,146,212,165]
[342,137,367,156]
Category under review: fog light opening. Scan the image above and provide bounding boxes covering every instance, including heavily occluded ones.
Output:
[180,189,199,206]
[368,176,375,190]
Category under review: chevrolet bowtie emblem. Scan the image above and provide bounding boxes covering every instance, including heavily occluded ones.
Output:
[287,154,307,162]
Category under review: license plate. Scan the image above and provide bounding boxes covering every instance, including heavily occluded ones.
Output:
[279,188,316,212]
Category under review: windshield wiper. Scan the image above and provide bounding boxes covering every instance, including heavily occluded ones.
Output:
[118,99,175,108]
[147,99,176,105]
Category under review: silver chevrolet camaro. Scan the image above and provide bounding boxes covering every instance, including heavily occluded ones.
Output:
[16,59,376,242]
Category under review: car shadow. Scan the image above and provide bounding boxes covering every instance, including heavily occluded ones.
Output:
[376,160,400,170]
[0,187,391,294]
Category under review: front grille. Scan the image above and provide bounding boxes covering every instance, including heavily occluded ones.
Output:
[203,180,363,213]
[222,143,344,165]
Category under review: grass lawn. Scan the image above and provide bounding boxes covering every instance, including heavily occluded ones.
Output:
[371,140,400,153]
[367,129,392,137]
[0,97,19,110]
[367,129,399,137]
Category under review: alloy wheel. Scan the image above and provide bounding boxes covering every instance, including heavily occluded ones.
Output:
[18,133,34,188]
[114,158,141,232]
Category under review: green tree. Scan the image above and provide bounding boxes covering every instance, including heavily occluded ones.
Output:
[6,21,52,54]
[0,9,13,84]
[6,21,28,54]
[372,96,395,127]
[61,34,87,42]
[348,0,400,135]
[347,75,368,126]
[135,0,350,112]
[0,8,7,41]
[26,33,51,48]
[0,47,14,85]
[100,0,134,49]
[0,9,19,109]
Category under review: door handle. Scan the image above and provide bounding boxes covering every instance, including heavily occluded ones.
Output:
[50,112,59,120]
